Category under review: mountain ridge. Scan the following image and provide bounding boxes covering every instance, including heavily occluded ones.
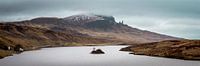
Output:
[8,14,182,43]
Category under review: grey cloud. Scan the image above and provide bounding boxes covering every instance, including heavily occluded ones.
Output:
[0,0,199,39]
[1,0,200,17]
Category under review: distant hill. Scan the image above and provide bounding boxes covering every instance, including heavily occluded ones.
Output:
[10,14,181,44]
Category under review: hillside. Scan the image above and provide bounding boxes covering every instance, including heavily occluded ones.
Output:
[10,14,181,44]
[0,23,111,48]
[120,40,200,60]
[0,23,111,58]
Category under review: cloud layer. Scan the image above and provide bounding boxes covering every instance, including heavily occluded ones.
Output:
[0,0,200,39]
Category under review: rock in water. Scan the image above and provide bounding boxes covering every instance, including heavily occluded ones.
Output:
[90,49,105,54]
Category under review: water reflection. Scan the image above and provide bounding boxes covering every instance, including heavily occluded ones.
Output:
[0,45,199,66]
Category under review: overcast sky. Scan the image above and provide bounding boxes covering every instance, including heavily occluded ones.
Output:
[0,0,200,39]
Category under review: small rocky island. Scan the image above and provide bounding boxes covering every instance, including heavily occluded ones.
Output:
[90,48,105,54]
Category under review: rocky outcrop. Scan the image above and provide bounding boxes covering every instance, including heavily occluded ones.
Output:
[90,49,105,54]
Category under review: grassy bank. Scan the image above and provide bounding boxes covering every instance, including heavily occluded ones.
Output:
[120,40,200,60]
[0,50,13,59]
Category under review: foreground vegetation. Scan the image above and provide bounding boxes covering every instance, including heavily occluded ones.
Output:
[0,50,13,59]
[120,40,200,60]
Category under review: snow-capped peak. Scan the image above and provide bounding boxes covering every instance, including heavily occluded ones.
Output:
[64,14,105,23]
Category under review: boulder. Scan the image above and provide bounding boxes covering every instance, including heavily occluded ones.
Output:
[90,49,105,54]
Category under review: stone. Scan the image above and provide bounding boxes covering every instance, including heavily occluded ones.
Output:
[90,48,105,54]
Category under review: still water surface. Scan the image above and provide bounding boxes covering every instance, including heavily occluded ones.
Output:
[0,45,199,66]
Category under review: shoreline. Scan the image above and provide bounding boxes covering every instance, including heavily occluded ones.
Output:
[120,40,200,60]
[0,43,127,59]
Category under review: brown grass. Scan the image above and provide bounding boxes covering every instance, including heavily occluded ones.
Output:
[0,50,13,59]
[123,40,200,60]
